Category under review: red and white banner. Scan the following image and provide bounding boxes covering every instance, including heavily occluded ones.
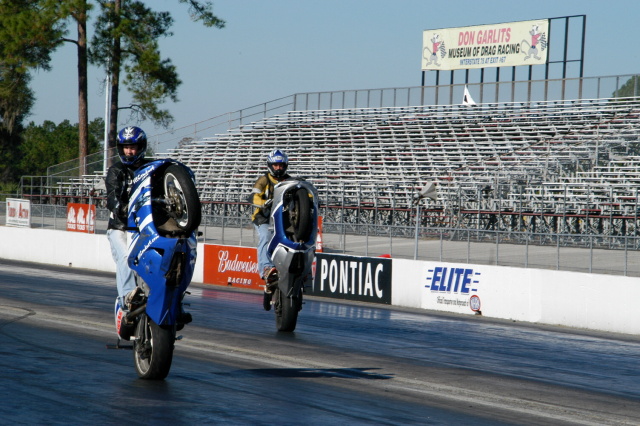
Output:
[66,203,96,233]
[6,198,31,228]
[316,216,324,252]
[203,244,263,290]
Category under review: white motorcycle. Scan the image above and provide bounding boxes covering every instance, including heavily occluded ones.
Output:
[264,178,319,332]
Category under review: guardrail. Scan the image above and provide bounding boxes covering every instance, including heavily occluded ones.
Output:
[2,202,638,277]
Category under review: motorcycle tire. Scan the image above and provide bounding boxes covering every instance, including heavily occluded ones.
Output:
[133,315,175,380]
[274,288,301,332]
[156,164,202,235]
[291,187,312,242]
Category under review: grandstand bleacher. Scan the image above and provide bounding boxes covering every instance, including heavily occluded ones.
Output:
[20,93,640,239]
[161,96,640,235]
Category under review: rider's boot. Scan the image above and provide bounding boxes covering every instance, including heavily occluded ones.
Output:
[124,287,144,311]
[114,299,135,341]
[263,267,279,289]
[263,291,273,311]
[176,305,192,331]
[262,266,278,311]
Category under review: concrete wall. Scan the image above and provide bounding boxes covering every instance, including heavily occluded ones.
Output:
[1,225,638,335]
[0,226,205,283]
[392,258,640,335]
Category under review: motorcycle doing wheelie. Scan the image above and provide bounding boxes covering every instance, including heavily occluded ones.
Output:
[112,159,201,380]
[264,178,319,332]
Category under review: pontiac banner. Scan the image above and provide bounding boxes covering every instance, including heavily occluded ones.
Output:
[310,253,392,305]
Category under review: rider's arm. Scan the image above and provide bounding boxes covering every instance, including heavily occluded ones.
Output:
[250,175,273,224]
[105,165,128,219]
[251,175,270,208]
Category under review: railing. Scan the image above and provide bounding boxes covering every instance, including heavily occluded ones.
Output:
[19,176,106,206]
[151,95,296,154]
[14,178,640,239]
[2,201,639,277]
[290,74,639,115]
[46,151,111,178]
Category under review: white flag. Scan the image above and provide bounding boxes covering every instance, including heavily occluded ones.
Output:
[462,85,476,106]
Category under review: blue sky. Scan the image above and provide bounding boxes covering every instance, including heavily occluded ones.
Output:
[29,0,638,149]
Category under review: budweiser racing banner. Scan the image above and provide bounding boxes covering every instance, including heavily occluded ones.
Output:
[422,19,549,71]
[203,244,263,290]
[66,203,96,233]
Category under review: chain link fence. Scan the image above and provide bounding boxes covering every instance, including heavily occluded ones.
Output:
[2,201,638,277]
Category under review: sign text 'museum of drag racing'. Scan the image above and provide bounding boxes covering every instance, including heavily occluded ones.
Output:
[422,19,549,71]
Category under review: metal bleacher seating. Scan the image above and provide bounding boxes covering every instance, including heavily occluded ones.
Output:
[163,97,640,225]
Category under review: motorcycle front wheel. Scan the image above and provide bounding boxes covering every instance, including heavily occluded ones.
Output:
[133,315,176,380]
[274,287,301,332]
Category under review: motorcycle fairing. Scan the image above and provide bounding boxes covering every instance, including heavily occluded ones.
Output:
[270,243,315,289]
[267,180,319,256]
[134,235,197,324]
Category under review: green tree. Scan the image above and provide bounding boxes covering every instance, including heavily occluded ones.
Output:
[0,0,63,77]
[19,118,103,176]
[90,0,224,163]
[0,0,93,177]
[45,0,92,175]
[612,75,640,98]
[3,1,224,183]
[0,0,64,182]
[0,71,32,182]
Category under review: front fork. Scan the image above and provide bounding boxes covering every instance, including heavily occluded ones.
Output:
[135,315,152,360]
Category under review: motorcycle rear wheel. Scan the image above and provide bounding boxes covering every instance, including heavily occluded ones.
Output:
[274,287,301,332]
[156,164,202,235]
[133,315,176,380]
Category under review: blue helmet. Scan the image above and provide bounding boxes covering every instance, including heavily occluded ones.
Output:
[117,126,147,166]
[267,149,288,178]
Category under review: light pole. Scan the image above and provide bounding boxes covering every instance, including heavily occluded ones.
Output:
[103,71,111,175]
[413,182,438,260]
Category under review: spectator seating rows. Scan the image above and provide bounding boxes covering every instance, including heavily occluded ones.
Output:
[167,97,640,219]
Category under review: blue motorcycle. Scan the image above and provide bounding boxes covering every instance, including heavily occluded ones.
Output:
[115,159,201,379]
[265,178,319,332]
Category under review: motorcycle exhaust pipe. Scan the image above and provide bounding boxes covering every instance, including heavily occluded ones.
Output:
[125,303,147,322]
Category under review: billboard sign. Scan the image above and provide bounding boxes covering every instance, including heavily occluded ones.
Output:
[422,19,549,71]
[6,198,31,227]
[310,253,392,305]
[203,244,263,290]
[422,264,483,314]
[66,203,96,233]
